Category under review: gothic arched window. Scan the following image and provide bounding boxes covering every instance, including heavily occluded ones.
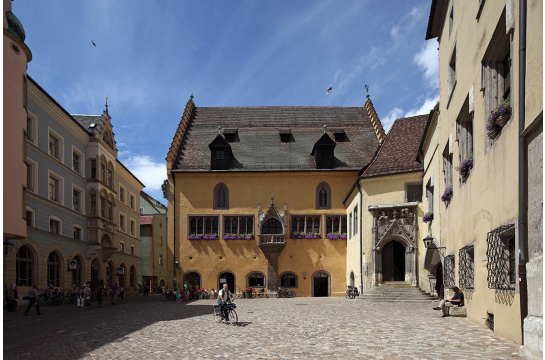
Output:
[316,182,331,210]
[213,182,229,210]
[262,218,283,235]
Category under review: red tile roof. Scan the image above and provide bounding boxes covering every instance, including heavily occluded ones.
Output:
[361,115,428,178]
[140,216,153,225]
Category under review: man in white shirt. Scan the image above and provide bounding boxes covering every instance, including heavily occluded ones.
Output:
[217,284,234,319]
[83,284,91,306]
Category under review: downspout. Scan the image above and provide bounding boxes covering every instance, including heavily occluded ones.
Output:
[518,0,528,343]
[356,179,364,293]
[172,174,177,289]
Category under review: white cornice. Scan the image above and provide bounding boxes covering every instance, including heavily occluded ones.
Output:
[360,172,423,185]
[27,82,90,144]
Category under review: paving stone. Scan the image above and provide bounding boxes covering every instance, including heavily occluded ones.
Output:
[3,295,521,359]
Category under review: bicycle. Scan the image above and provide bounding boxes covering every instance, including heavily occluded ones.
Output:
[213,301,238,325]
[276,287,296,298]
[345,286,359,299]
[258,288,269,298]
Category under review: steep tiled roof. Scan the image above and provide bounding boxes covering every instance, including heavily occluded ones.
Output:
[71,115,104,130]
[361,115,428,178]
[140,216,153,225]
[172,106,381,172]
[140,190,167,214]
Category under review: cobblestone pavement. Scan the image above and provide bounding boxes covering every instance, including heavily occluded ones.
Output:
[4,295,521,359]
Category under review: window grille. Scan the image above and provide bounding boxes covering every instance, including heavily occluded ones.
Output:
[458,245,475,290]
[444,254,455,288]
[486,224,516,290]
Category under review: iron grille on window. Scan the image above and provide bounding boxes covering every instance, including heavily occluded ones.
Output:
[486,224,516,290]
[458,245,475,290]
[444,254,455,288]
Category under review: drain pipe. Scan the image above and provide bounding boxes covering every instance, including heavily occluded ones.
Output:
[356,180,364,293]
[171,173,177,288]
[518,0,528,344]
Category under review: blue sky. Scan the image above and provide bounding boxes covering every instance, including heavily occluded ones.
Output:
[15,0,439,204]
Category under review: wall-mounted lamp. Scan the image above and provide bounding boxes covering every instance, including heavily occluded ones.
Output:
[423,236,446,250]
[3,239,15,255]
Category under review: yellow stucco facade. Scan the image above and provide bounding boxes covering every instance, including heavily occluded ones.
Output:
[166,171,355,297]
[426,0,543,345]
[345,172,426,292]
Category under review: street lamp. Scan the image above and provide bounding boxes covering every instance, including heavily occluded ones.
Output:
[423,235,445,250]
[3,240,15,255]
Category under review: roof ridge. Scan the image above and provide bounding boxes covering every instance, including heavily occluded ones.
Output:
[360,121,394,177]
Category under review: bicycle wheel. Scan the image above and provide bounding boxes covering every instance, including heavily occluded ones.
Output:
[276,291,281,298]
[259,291,266,298]
[213,307,223,323]
[290,291,296,298]
[228,309,238,325]
[252,292,257,299]
[345,290,350,299]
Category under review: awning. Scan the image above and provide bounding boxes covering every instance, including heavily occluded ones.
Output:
[424,246,442,271]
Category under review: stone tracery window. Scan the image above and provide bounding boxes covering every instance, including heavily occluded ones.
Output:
[316,182,331,209]
[213,182,229,210]
[290,215,320,235]
[262,218,283,235]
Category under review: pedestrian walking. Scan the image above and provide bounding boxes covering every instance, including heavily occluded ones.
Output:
[76,286,84,307]
[110,283,119,305]
[97,286,104,307]
[119,286,125,300]
[23,285,42,316]
[143,284,149,297]
[83,284,91,306]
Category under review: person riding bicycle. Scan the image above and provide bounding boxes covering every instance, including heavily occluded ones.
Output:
[217,284,234,319]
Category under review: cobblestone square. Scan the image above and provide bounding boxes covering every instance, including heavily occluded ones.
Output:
[3,295,521,359]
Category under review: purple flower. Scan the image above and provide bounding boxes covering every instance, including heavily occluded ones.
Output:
[441,186,453,202]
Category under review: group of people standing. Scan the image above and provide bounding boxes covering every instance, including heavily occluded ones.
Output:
[20,283,127,316]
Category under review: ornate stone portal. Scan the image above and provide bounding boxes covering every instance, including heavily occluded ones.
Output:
[257,195,287,291]
[369,202,419,286]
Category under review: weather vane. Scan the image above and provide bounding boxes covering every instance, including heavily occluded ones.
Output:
[323,124,327,133]
[218,125,221,135]
[365,85,370,99]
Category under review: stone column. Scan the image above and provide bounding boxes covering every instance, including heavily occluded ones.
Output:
[263,251,282,291]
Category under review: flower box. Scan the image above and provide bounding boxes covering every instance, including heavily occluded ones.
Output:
[441,186,453,202]
[456,156,473,177]
[339,234,347,239]
[496,113,511,127]
[422,212,434,223]
[486,98,511,133]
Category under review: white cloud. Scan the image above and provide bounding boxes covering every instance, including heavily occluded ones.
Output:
[414,41,439,89]
[405,96,439,117]
[117,142,126,147]
[121,155,167,191]
[382,107,404,132]
[390,26,400,40]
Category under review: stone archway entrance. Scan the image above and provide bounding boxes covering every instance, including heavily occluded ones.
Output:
[312,271,330,297]
[382,240,406,281]
[218,271,235,293]
[370,204,418,286]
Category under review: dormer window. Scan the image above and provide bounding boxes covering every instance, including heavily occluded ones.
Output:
[332,128,346,142]
[209,135,232,170]
[311,133,336,169]
[279,128,291,143]
[321,148,331,158]
[223,129,237,142]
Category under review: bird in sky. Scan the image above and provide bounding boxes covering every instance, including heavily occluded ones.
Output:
[91,41,96,47]
[326,87,332,94]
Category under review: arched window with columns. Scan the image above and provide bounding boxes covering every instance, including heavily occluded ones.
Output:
[213,182,229,210]
[316,182,331,209]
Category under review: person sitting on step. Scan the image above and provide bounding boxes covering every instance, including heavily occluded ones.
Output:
[434,286,464,317]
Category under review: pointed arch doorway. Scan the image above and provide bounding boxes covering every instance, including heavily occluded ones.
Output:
[382,240,406,282]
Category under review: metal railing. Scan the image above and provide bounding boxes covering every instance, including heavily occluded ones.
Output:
[419,276,435,296]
